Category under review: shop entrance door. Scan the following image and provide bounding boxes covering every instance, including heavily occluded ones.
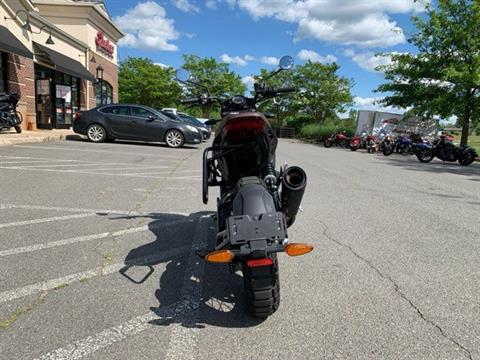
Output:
[55,84,72,128]
[36,78,53,129]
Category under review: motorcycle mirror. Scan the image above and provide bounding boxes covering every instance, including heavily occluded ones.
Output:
[205,119,220,126]
[175,68,191,82]
[279,56,294,70]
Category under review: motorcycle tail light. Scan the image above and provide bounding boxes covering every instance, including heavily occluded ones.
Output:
[246,258,273,268]
[285,243,314,256]
[205,249,234,263]
[222,117,266,140]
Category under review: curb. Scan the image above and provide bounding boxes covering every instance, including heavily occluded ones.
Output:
[0,133,73,147]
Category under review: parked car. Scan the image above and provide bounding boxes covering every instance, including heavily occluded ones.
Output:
[176,112,211,141]
[73,104,203,148]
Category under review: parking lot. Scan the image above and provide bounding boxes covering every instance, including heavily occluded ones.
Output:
[0,138,479,360]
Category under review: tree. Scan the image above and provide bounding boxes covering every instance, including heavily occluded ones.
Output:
[181,55,246,118]
[254,68,297,128]
[376,0,480,146]
[293,61,353,123]
[119,57,181,109]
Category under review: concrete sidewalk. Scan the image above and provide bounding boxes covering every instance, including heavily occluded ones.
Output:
[0,129,77,147]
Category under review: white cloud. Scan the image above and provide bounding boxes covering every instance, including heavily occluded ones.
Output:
[244,54,255,61]
[259,56,279,65]
[297,49,337,63]
[172,0,199,13]
[115,2,179,51]
[220,54,251,66]
[223,0,427,48]
[154,62,171,68]
[205,0,217,9]
[344,49,392,72]
[241,75,255,85]
[354,96,404,113]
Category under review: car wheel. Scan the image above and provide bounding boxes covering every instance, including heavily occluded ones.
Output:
[86,124,107,143]
[165,129,185,148]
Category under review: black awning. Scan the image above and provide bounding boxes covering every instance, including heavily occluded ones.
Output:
[0,26,33,59]
[33,42,96,82]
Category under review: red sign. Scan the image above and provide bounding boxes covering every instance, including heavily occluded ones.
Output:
[95,32,114,57]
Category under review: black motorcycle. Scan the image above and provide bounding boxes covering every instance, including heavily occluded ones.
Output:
[176,56,313,318]
[0,92,22,133]
[415,134,477,166]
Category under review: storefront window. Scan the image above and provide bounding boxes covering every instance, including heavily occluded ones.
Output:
[96,80,113,106]
[34,64,81,129]
[0,52,6,93]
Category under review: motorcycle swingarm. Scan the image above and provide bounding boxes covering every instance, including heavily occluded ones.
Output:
[223,212,287,257]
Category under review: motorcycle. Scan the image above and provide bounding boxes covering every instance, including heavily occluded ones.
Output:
[415,134,477,166]
[175,56,313,318]
[324,128,350,148]
[0,92,22,133]
[382,135,414,156]
[350,131,377,153]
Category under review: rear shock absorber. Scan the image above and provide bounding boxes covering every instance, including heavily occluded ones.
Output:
[262,163,277,188]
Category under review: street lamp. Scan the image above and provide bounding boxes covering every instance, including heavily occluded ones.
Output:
[96,64,104,104]
[96,64,104,81]
[4,10,32,33]
[32,25,55,45]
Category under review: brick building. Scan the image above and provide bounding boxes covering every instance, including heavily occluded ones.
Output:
[0,0,123,130]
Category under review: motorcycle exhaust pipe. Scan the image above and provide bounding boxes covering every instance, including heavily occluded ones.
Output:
[281,166,307,227]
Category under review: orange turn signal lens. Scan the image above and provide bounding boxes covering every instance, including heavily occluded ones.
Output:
[205,249,235,263]
[285,243,314,257]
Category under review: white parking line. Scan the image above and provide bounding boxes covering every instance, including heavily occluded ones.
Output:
[0,166,166,179]
[0,217,191,257]
[34,307,176,360]
[165,215,211,360]
[0,203,147,215]
[32,216,211,360]
[9,163,169,169]
[0,245,190,303]
[0,155,173,167]
[15,145,187,159]
[0,213,96,229]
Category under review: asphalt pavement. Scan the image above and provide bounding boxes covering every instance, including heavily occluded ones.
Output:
[0,137,479,360]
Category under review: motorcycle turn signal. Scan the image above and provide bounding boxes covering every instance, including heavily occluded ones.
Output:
[204,249,235,263]
[284,243,314,257]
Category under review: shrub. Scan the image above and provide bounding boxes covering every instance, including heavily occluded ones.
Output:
[299,124,336,141]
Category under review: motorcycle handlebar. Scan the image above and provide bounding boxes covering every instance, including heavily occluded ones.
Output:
[275,87,297,93]
[180,97,202,104]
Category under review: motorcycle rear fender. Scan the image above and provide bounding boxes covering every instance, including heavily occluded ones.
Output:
[226,177,287,257]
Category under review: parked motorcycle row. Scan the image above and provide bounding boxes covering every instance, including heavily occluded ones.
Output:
[324,129,478,166]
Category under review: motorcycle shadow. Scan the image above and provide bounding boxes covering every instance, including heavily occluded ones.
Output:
[118,211,263,330]
[381,155,479,178]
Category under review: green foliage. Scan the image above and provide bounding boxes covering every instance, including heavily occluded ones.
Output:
[294,61,354,123]
[376,0,480,146]
[180,54,246,117]
[299,119,355,142]
[255,61,353,127]
[119,57,181,109]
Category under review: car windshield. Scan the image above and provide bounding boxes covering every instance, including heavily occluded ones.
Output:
[178,114,204,127]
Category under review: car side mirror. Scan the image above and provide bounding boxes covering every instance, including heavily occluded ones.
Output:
[205,119,220,126]
[147,114,157,121]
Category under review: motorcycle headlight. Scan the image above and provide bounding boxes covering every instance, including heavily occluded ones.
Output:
[186,125,199,133]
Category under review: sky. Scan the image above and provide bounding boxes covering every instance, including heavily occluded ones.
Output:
[104,0,428,113]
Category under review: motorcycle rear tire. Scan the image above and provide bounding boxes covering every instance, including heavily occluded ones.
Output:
[458,150,476,166]
[14,125,22,134]
[382,145,394,156]
[243,253,280,318]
